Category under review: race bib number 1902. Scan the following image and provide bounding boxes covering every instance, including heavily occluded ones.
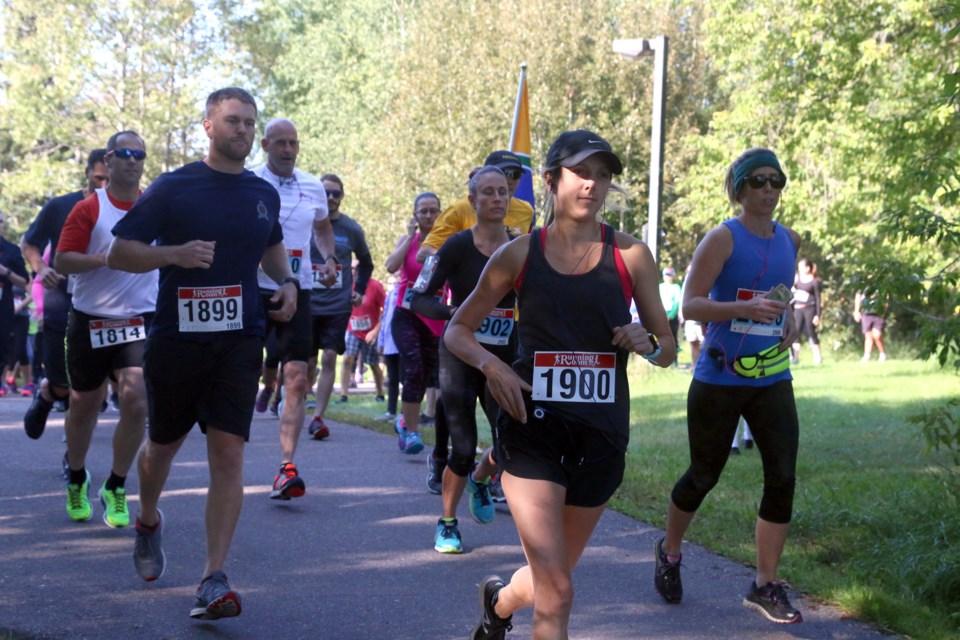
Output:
[178,285,243,332]
[531,351,616,403]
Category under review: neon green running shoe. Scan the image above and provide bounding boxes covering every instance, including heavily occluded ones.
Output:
[99,482,129,528]
[66,470,92,522]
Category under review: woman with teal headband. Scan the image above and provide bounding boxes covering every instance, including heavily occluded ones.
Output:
[654,147,806,625]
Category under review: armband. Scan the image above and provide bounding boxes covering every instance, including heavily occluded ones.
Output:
[642,332,662,362]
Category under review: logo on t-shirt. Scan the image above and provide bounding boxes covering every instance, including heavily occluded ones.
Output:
[257,201,269,220]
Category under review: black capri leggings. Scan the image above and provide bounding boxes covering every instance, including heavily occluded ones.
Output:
[438,340,500,476]
[671,378,799,524]
[794,306,819,345]
[390,307,439,404]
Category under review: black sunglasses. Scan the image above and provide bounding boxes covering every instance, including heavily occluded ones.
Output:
[502,168,522,180]
[744,175,786,190]
[110,148,147,161]
[326,189,343,199]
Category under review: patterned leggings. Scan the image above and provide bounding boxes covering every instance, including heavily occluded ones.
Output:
[390,307,439,404]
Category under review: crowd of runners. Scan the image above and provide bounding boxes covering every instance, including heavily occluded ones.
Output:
[14,85,809,637]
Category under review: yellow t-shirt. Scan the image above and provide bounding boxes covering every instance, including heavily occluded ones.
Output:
[421,196,535,251]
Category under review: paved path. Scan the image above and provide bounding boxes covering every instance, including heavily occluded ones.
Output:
[0,394,896,639]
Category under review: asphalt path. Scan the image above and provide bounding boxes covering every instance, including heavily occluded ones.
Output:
[0,392,898,639]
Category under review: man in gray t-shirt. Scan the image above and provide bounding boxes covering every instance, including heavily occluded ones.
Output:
[306,174,373,439]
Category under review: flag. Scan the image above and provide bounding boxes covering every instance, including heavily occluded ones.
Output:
[509,63,536,215]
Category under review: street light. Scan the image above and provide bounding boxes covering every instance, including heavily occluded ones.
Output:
[612,36,668,265]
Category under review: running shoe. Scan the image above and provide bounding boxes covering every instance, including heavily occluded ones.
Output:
[378,411,396,422]
[403,430,424,455]
[375,395,385,402]
[488,474,506,504]
[426,455,446,495]
[268,388,281,417]
[469,575,513,640]
[434,518,463,554]
[653,537,683,603]
[466,471,495,525]
[394,416,407,451]
[419,413,434,426]
[109,390,120,412]
[99,482,129,528]
[190,570,242,620]
[743,580,803,624]
[24,392,54,439]
[254,386,272,413]
[336,395,348,403]
[308,416,329,440]
[305,391,316,410]
[20,382,36,397]
[270,462,306,500]
[66,470,92,522]
[134,509,166,582]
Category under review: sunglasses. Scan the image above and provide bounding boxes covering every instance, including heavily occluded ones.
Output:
[502,168,522,180]
[744,175,786,190]
[109,148,147,161]
[326,189,343,199]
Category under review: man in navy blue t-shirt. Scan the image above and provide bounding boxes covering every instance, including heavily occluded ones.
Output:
[108,87,298,621]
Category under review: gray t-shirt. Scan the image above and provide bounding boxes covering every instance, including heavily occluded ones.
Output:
[310,213,372,316]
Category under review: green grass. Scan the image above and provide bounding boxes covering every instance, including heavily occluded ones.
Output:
[326,354,959,640]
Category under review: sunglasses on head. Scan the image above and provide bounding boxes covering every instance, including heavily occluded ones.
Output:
[109,148,147,161]
[326,189,343,199]
[744,175,786,190]
[502,168,522,180]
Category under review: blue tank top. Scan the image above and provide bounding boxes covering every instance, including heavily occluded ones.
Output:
[694,218,797,387]
[515,224,632,448]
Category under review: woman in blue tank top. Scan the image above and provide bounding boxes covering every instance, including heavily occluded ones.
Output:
[653,148,805,625]
[446,130,676,639]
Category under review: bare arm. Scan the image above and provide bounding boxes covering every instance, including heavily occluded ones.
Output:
[22,241,64,289]
[54,251,106,275]
[312,217,337,286]
[445,238,531,422]
[0,264,28,289]
[385,223,416,274]
[106,237,215,273]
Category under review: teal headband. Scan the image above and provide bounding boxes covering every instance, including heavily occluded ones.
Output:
[733,151,785,194]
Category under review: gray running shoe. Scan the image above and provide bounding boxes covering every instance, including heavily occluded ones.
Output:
[133,509,166,582]
[190,570,242,620]
[470,575,512,640]
[653,537,682,603]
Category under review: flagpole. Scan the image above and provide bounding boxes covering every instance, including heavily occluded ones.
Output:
[509,62,527,150]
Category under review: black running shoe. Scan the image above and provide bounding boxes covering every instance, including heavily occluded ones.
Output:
[470,575,512,640]
[653,537,683,603]
[24,392,54,439]
[743,580,803,624]
[426,455,446,495]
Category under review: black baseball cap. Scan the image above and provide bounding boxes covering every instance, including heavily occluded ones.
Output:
[483,150,523,171]
[545,130,623,175]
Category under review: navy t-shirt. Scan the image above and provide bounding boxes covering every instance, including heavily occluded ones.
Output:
[111,161,282,342]
[23,190,84,332]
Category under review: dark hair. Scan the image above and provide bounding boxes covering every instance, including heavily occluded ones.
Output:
[106,130,145,152]
[468,166,506,198]
[205,87,257,119]
[413,191,440,212]
[86,149,107,169]
[321,173,344,190]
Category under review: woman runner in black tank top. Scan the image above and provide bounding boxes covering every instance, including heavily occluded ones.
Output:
[446,130,675,639]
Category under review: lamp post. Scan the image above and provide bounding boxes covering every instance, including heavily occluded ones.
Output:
[612,36,668,265]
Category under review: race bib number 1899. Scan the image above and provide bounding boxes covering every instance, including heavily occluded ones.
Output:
[532,351,616,403]
[178,285,243,333]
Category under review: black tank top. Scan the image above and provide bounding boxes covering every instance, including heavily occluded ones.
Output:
[514,224,632,447]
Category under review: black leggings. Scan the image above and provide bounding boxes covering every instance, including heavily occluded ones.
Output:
[438,340,500,477]
[794,306,819,345]
[671,379,799,524]
[383,353,400,415]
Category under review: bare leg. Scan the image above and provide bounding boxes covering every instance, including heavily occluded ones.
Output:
[202,428,245,579]
[65,381,109,472]
[137,435,188,526]
[279,360,308,463]
[339,354,356,399]
[662,499,696,557]
[871,328,886,359]
[401,400,420,434]
[312,349,338,419]
[111,368,148,477]
[369,359,385,396]
[755,518,790,586]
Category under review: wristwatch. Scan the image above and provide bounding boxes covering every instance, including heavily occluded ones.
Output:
[642,332,662,362]
[281,276,301,291]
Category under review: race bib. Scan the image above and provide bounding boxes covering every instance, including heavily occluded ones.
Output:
[350,315,372,332]
[400,287,414,309]
[475,307,515,346]
[730,288,787,337]
[177,285,243,333]
[532,351,616,403]
[313,263,342,289]
[288,249,303,275]
[88,317,145,349]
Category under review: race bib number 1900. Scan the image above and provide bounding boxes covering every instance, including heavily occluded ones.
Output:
[532,351,616,403]
[178,285,243,333]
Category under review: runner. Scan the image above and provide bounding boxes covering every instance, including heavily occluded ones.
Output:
[411,166,515,554]
[107,87,297,620]
[22,149,108,439]
[338,263,386,404]
[305,174,374,440]
[446,130,675,638]
[0,212,30,395]
[55,130,155,527]
[252,118,336,500]
[384,192,445,454]
[653,147,804,625]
